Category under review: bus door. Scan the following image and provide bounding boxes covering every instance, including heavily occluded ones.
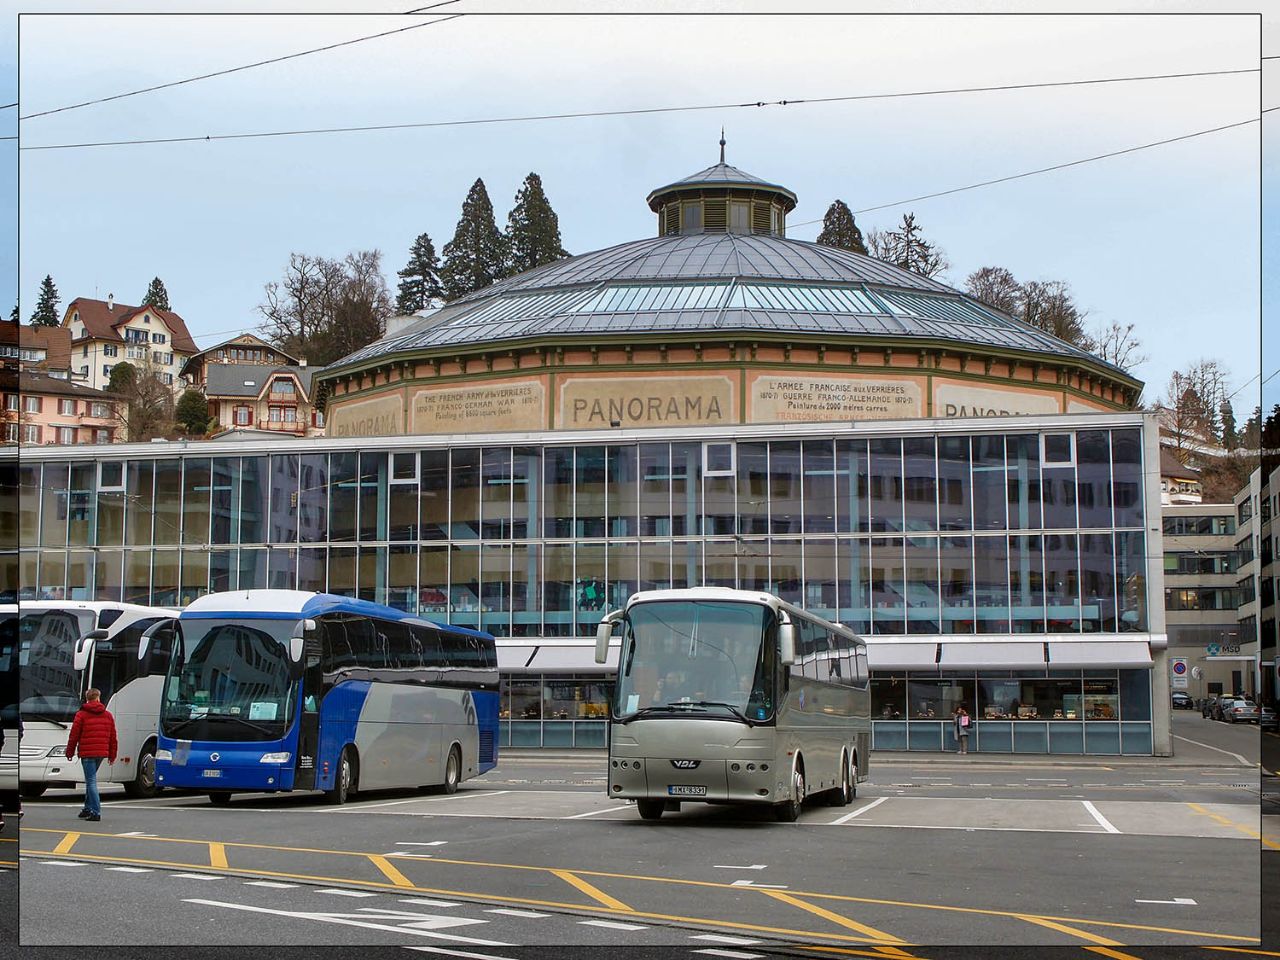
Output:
[293,634,323,791]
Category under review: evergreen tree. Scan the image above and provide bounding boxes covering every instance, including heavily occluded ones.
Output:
[107,362,137,393]
[29,275,60,326]
[815,200,867,255]
[9,304,16,323]
[440,179,509,300]
[175,389,213,435]
[395,233,444,315]
[1219,400,1238,449]
[505,173,568,275]
[141,277,171,311]
[866,213,949,279]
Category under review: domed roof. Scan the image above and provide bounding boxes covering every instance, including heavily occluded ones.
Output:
[327,232,1127,379]
[646,162,798,212]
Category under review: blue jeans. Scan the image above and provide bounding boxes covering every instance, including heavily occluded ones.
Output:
[81,757,103,816]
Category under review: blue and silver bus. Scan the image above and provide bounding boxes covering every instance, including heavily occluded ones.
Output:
[152,590,499,805]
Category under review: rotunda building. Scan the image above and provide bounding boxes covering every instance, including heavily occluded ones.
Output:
[317,154,1140,438]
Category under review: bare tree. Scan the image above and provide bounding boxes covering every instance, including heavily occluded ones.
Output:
[1020,280,1087,346]
[107,358,175,442]
[1083,319,1148,374]
[1156,359,1231,456]
[964,266,1022,315]
[864,213,949,279]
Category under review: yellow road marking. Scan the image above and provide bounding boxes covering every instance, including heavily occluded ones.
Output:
[1017,916,1126,948]
[368,855,414,888]
[22,827,1257,943]
[1187,803,1280,850]
[760,890,908,945]
[792,947,930,959]
[51,832,79,856]
[1083,948,1145,960]
[551,869,631,911]
[1205,950,1280,957]
[208,842,228,870]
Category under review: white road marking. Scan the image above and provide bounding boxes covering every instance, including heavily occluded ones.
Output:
[712,864,767,870]
[832,796,888,824]
[245,881,299,889]
[115,831,157,837]
[730,879,788,889]
[1135,898,1197,905]
[563,804,635,819]
[325,791,512,812]
[1026,778,1068,782]
[692,950,764,959]
[577,919,648,930]
[385,853,435,859]
[1172,735,1251,766]
[173,873,223,880]
[183,899,513,946]
[1141,780,1187,784]
[398,841,449,846]
[484,908,551,918]
[104,867,153,873]
[691,934,764,945]
[357,908,487,930]
[38,861,85,867]
[404,948,518,959]
[317,888,380,897]
[1081,800,1121,834]
[401,899,463,908]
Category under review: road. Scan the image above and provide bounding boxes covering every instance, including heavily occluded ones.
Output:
[16,711,1274,957]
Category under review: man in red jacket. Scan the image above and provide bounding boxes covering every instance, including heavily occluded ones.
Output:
[65,688,118,823]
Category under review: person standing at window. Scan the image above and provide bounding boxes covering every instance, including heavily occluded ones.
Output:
[953,704,971,755]
[64,688,118,822]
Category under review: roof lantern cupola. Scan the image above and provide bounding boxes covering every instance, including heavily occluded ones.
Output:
[646,133,798,238]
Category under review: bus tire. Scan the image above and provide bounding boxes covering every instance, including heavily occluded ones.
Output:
[19,784,47,800]
[825,754,852,807]
[122,742,160,799]
[326,747,357,805]
[636,799,665,820]
[208,791,232,806]
[440,745,461,795]
[774,764,804,822]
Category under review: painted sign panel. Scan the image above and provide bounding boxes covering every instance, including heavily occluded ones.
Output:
[1171,657,1188,690]
[934,382,1062,418]
[559,376,733,428]
[750,375,922,422]
[411,381,545,434]
[327,394,403,438]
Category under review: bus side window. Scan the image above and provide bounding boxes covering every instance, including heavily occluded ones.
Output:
[320,618,355,677]
[345,617,382,672]
[854,647,869,688]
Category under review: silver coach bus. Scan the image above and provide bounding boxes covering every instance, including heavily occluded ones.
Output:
[595,587,870,822]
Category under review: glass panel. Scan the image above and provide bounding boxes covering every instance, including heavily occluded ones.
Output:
[872,675,906,718]
[389,467,418,542]
[1010,535,1045,633]
[297,547,326,594]
[738,539,769,592]
[1042,463,1077,530]
[239,456,270,544]
[269,547,297,591]
[94,549,122,601]
[576,542,606,636]
[39,463,69,549]
[1111,429,1144,528]
[608,446,638,537]
[450,448,480,540]
[511,447,539,540]
[576,448,606,538]
[67,463,96,547]
[509,680,541,719]
[673,541,700,589]
[481,543,511,637]
[868,438,903,532]
[639,443,671,537]
[1080,533,1115,633]
[871,536,905,634]
[905,537,939,634]
[419,545,449,616]
[125,462,153,546]
[238,548,267,591]
[297,454,327,543]
[1116,531,1146,631]
[1006,435,1042,530]
[703,451,736,536]
[419,450,450,540]
[326,546,355,597]
[770,538,803,605]
[908,678,974,720]
[181,549,208,605]
[154,460,185,546]
[123,549,150,604]
[671,442,701,537]
[151,550,179,606]
[1082,677,1119,721]
[639,540,672,592]
[328,452,358,543]
[481,447,512,539]
[210,458,238,546]
[38,550,66,601]
[804,538,838,620]
[972,435,1006,531]
[903,437,937,532]
[67,550,93,600]
[358,453,389,543]
[19,464,40,547]
[511,543,541,636]
[703,540,736,589]
[543,544,574,637]
[270,454,300,544]
[182,458,211,546]
[1075,430,1112,529]
[838,537,871,633]
[543,447,574,538]
[1119,669,1151,720]
[608,540,638,611]
[937,436,971,531]
[940,536,974,633]
[737,442,769,535]
[974,535,1010,633]
[803,440,836,534]
[450,544,480,627]
[836,439,869,534]
[358,546,386,605]
[1045,534,1081,632]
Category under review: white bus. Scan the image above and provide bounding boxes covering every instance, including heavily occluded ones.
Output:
[18,601,177,799]
[0,605,17,796]
[597,587,871,821]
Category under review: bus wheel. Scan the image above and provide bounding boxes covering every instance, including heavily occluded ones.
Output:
[122,744,160,799]
[19,784,47,800]
[825,756,852,807]
[208,791,232,806]
[440,746,461,795]
[636,799,665,821]
[774,766,804,822]
[326,748,356,805]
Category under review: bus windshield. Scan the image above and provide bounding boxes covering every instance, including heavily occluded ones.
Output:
[614,600,775,723]
[19,609,96,723]
[160,619,297,742]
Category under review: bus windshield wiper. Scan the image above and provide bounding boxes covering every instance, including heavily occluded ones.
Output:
[162,712,277,737]
[615,703,704,724]
[21,711,70,728]
[686,701,755,726]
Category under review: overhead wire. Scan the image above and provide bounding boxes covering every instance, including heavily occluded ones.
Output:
[10,67,1260,150]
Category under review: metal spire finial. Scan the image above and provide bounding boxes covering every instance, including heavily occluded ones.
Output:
[719,127,726,164]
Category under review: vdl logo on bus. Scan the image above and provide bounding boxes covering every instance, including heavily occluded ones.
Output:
[670,759,701,769]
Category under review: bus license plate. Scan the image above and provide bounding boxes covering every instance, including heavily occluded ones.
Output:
[201,769,223,778]
[668,784,706,797]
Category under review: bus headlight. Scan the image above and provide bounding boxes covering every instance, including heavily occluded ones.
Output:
[155,749,173,762]
[259,752,291,764]
[46,745,66,758]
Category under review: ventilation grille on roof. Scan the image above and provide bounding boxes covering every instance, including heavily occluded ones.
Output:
[703,199,727,233]
[663,206,681,236]
[752,202,772,234]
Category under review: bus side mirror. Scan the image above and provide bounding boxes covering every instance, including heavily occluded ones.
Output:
[138,621,175,677]
[595,611,621,664]
[779,622,797,666]
[73,629,108,672]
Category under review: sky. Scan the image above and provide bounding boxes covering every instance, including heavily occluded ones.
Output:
[3,5,1276,420]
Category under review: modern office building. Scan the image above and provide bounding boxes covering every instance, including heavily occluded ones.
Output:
[1236,464,1279,704]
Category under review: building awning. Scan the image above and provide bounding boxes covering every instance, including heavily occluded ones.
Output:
[939,641,1046,670]
[496,642,616,672]
[1048,640,1152,668]
[866,641,938,671]
[496,643,537,671]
